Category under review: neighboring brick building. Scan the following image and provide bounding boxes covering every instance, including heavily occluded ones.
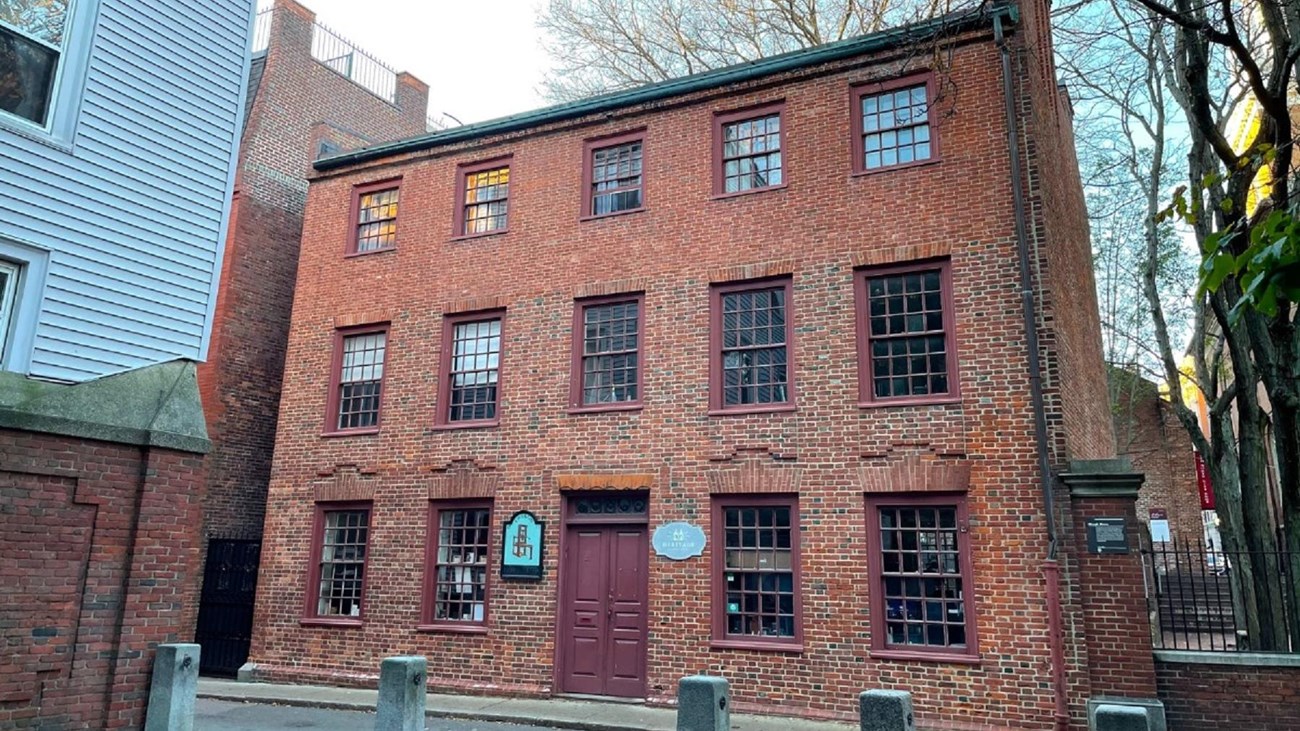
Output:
[1111,368,1206,543]
[194,0,427,675]
[246,2,1150,727]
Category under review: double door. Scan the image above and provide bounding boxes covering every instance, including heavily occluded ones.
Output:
[558,524,648,697]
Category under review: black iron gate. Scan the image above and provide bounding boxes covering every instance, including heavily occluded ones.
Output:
[195,539,261,676]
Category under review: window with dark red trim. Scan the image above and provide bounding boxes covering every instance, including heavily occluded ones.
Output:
[865,494,977,659]
[714,103,784,195]
[855,260,958,405]
[582,130,644,218]
[325,326,388,433]
[437,312,503,426]
[710,279,794,412]
[852,76,935,174]
[455,160,510,236]
[353,185,399,253]
[711,495,801,648]
[424,501,492,627]
[306,504,371,620]
[570,295,643,409]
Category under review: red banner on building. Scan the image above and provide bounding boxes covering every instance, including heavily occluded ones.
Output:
[1195,452,1215,510]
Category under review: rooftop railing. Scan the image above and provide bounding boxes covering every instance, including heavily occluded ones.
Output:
[250,8,272,54]
[247,7,399,104]
[310,20,397,104]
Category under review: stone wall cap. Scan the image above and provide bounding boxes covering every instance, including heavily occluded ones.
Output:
[1154,650,1300,667]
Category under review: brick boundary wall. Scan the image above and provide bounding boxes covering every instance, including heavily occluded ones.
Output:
[0,428,206,730]
[1156,656,1300,731]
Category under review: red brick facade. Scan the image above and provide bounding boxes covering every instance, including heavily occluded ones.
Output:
[1113,371,1204,542]
[249,4,1131,728]
[0,429,206,729]
[198,0,428,542]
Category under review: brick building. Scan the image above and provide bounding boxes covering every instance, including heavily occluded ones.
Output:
[194,0,428,676]
[246,2,1157,727]
[1111,368,1208,544]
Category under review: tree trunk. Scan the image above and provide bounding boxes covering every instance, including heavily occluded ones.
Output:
[1209,411,1259,648]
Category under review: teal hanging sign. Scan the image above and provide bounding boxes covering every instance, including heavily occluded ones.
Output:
[501,511,545,580]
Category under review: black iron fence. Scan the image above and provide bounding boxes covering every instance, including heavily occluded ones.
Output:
[1142,535,1299,652]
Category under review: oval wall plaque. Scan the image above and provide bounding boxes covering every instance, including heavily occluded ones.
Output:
[652,521,706,560]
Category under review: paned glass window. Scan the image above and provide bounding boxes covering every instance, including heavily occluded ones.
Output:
[336,331,386,430]
[431,506,491,623]
[447,317,501,422]
[718,286,789,407]
[861,84,931,170]
[721,114,782,193]
[355,187,398,252]
[590,141,642,216]
[864,268,949,399]
[0,0,69,126]
[580,300,639,405]
[462,166,509,235]
[315,509,369,618]
[721,504,796,638]
[0,260,18,362]
[873,502,970,651]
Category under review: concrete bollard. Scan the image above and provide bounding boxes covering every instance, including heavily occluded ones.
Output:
[375,655,427,731]
[1087,697,1167,731]
[677,675,730,731]
[144,643,201,731]
[859,689,916,731]
[1094,704,1152,731]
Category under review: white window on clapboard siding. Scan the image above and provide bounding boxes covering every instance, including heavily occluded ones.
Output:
[0,0,100,143]
[0,260,20,363]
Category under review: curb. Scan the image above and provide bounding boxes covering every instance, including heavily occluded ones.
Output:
[196,692,661,731]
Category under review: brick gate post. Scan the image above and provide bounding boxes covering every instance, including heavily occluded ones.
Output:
[1061,459,1164,724]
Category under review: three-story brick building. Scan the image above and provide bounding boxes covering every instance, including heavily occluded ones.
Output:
[247,2,1138,727]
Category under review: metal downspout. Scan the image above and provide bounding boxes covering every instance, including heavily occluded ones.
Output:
[994,13,1069,730]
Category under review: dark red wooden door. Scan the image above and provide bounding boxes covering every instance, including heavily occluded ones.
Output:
[559,525,647,697]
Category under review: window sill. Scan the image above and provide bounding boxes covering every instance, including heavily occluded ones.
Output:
[708,404,797,417]
[345,246,397,259]
[567,403,644,415]
[858,395,961,409]
[851,157,942,178]
[709,639,803,653]
[580,207,646,222]
[321,428,381,438]
[870,649,981,665]
[0,114,72,153]
[451,229,510,242]
[299,617,364,628]
[416,623,489,635]
[431,420,500,431]
[711,183,788,201]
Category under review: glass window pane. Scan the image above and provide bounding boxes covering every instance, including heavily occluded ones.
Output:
[0,24,59,125]
[721,502,797,639]
[1,0,69,46]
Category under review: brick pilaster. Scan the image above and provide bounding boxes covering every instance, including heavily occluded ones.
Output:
[1063,459,1158,699]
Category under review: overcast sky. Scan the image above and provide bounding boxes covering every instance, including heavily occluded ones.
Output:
[267,0,552,124]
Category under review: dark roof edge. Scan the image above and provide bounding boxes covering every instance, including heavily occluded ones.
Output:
[315,4,1018,172]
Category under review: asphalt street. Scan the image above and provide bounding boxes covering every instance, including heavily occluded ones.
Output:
[195,698,566,731]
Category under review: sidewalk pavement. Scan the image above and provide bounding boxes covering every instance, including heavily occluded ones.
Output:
[197,678,855,731]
